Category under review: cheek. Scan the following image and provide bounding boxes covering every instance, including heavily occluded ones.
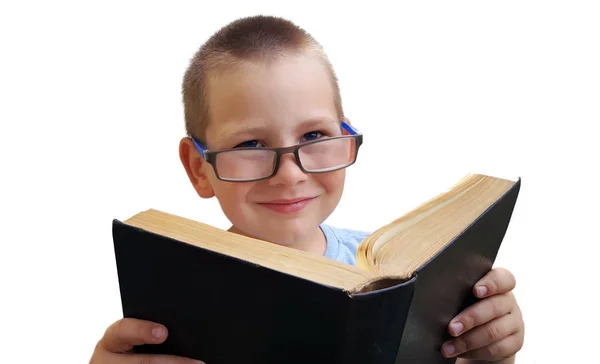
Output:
[212,182,254,212]
[314,170,346,194]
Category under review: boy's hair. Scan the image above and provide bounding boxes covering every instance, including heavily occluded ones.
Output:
[181,15,344,143]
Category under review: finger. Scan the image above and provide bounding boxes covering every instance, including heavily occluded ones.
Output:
[99,318,168,353]
[442,310,522,358]
[104,351,205,364]
[474,267,516,298]
[448,292,517,336]
[456,331,523,361]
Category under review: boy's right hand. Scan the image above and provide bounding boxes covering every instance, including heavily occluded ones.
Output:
[89,318,205,364]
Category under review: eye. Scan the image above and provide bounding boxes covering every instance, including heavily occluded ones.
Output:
[301,131,324,142]
[235,140,265,148]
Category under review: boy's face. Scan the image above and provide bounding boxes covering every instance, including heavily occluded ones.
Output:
[187,53,347,246]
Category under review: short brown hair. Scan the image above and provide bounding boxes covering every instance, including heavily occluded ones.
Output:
[181,15,344,142]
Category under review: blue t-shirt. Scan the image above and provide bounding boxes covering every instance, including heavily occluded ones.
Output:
[320,224,370,265]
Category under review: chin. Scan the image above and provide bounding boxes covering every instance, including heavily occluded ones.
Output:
[230,215,318,246]
[259,218,318,245]
[226,199,334,244]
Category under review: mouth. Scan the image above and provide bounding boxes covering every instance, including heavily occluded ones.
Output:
[257,197,316,214]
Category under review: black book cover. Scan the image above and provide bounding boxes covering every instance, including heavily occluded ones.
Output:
[112,221,415,364]
[395,177,521,363]
[112,178,520,364]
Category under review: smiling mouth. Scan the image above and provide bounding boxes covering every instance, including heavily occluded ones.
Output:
[257,197,316,213]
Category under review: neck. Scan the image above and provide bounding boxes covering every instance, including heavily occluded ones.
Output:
[228,225,327,256]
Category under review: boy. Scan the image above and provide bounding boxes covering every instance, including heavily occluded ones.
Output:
[90,15,524,364]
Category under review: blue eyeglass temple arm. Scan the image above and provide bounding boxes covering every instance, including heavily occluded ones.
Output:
[191,120,361,158]
[341,121,360,135]
[191,137,207,159]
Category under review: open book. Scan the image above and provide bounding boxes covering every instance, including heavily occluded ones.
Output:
[112,173,521,364]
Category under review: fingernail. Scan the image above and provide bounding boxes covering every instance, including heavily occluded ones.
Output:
[476,285,488,297]
[442,342,455,356]
[152,326,165,338]
[450,321,464,335]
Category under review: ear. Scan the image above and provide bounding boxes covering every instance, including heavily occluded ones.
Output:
[179,137,215,199]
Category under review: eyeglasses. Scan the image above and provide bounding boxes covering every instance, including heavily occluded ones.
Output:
[190,121,363,182]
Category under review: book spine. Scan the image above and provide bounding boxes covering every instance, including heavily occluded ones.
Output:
[338,279,417,364]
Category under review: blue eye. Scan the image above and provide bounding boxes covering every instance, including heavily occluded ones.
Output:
[235,140,264,148]
[302,131,323,142]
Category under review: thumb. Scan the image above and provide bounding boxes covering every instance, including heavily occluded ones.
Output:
[99,318,168,353]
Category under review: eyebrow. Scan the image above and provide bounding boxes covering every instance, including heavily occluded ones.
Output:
[295,117,339,133]
[214,123,269,146]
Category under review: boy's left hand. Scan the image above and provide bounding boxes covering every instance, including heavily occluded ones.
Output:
[441,267,524,363]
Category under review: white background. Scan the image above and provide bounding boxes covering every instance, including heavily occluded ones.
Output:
[1,1,599,363]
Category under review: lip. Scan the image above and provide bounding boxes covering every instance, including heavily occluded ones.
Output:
[258,197,316,213]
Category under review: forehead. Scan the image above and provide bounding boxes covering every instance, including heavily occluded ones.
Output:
[204,54,339,145]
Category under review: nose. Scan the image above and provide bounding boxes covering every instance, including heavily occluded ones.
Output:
[268,153,308,187]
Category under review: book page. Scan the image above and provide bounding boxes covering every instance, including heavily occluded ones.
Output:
[356,174,517,278]
[124,209,377,292]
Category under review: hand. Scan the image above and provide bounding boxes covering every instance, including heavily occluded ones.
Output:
[441,268,524,363]
[89,318,204,364]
